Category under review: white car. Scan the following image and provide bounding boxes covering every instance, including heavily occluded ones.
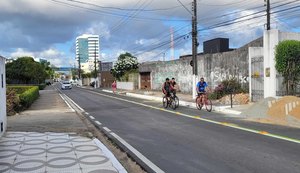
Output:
[61,81,72,90]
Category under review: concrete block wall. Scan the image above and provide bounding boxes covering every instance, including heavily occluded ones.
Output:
[263,30,300,98]
[0,56,6,138]
[139,37,263,93]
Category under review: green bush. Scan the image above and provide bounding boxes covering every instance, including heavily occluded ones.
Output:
[19,86,39,108]
[210,78,246,99]
[208,92,219,100]
[7,86,39,111]
[7,86,31,94]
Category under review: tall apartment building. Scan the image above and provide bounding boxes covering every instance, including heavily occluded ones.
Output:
[76,34,100,73]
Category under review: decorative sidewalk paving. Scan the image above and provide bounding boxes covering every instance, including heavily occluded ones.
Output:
[0,132,126,173]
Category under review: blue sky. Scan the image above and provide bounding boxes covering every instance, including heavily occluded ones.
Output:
[0,0,299,67]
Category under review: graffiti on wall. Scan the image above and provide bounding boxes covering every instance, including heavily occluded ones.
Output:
[210,67,248,87]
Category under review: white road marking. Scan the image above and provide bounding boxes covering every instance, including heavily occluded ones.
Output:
[95,121,102,125]
[63,94,84,111]
[89,116,95,120]
[58,94,75,112]
[103,127,111,132]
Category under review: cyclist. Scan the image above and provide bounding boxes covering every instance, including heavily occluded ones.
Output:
[196,77,208,101]
[170,77,177,96]
[162,78,173,101]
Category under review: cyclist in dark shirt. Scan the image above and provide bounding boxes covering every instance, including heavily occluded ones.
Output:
[162,78,173,98]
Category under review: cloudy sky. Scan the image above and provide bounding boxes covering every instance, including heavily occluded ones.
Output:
[0,0,299,67]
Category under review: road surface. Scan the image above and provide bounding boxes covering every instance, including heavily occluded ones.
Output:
[58,86,300,173]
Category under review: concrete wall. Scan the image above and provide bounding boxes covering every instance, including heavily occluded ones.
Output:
[117,82,135,90]
[0,56,6,138]
[263,30,300,98]
[139,37,263,93]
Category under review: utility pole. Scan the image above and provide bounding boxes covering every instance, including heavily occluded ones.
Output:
[192,0,198,98]
[265,0,270,30]
[170,27,174,61]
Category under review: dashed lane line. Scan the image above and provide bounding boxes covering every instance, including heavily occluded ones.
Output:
[95,121,102,125]
[85,90,300,145]
[58,93,75,112]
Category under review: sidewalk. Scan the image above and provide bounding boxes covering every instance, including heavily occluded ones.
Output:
[101,88,251,117]
[2,86,126,173]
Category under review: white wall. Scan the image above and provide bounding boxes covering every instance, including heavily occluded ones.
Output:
[0,56,6,138]
[263,30,300,98]
[117,82,134,90]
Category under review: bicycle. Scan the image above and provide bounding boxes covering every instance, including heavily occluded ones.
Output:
[162,93,177,110]
[172,92,179,108]
[195,92,212,112]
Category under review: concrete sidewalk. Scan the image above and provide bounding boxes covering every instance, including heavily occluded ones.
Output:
[2,86,127,173]
[100,88,251,117]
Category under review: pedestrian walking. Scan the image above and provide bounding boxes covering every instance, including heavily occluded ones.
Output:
[112,80,117,94]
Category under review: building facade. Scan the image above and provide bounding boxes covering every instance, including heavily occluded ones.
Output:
[76,34,100,73]
[0,55,6,138]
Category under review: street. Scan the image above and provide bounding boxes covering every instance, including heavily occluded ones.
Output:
[60,86,300,173]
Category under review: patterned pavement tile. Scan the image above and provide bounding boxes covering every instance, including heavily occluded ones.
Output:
[0,132,124,173]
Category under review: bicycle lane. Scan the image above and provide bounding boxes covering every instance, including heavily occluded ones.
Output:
[64,87,300,173]
[90,88,300,141]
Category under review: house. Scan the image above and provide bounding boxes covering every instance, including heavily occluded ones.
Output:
[0,55,6,138]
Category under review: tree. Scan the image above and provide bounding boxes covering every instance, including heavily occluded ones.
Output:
[110,52,139,80]
[275,40,300,95]
[6,57,48,84]
[41,61,55,79]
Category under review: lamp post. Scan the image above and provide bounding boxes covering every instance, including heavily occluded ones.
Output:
[77,53,82,86]
[94,40,98,88]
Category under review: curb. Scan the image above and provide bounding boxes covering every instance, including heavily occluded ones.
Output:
[93,138,128,173]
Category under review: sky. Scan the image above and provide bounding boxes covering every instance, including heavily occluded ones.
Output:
[0,0,299,67]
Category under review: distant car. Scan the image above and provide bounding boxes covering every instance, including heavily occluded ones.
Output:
[61,81,72,90]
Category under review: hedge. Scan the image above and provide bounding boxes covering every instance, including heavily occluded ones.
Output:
[19,86,39,108]
[7,86,39,110]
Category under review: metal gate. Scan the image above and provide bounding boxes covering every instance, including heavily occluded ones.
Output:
[251,56,264,102]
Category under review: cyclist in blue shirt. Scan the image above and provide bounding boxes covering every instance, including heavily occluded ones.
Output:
[196,77,208,96]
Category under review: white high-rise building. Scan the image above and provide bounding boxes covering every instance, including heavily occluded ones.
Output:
[76,34,100,73]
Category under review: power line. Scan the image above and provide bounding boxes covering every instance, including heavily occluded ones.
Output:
[176,0,193,15]
[48,0,190,22]
[63,0,187,12]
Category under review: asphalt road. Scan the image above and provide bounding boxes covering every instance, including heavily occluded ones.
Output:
[60,86,300,173]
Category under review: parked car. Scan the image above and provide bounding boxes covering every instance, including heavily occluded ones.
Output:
[61,81,72,90]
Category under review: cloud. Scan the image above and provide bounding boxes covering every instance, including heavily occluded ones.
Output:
[79,22,111,40]
[0,0,299,64]
[9,48,73,67]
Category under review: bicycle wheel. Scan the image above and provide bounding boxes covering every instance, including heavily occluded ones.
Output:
[170,99,177,110]
[195,97,202,110]
[205,99,212,112]
[163,96,168,108]
[174,96,179,108]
